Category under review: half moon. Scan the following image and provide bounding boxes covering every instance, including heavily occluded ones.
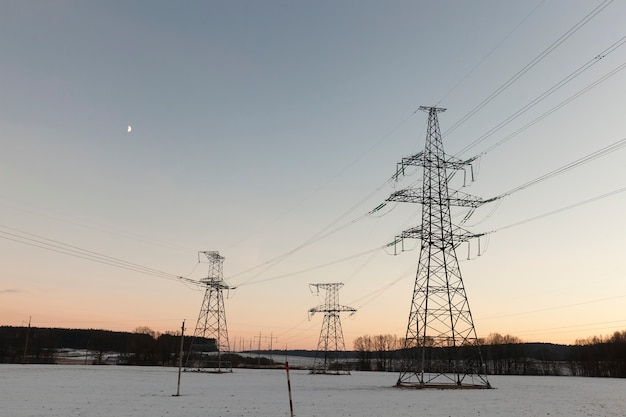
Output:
[127,125,132,133]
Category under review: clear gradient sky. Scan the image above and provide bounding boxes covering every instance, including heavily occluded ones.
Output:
[1,1,626,350]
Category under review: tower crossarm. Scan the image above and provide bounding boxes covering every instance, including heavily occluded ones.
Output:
[387,188,486,208]
[399,225,422,239]
[309,305,357,315]
[199,278,233,290]
[453,230,486,244]
[397,152,473,170]
[396,226,486,244]
[176,275,206,288]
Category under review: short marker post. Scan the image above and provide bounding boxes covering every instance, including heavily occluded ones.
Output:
[285,361,294,417]
[175,320,185,396]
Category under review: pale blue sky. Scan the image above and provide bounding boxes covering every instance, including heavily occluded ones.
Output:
[2,1,626,349]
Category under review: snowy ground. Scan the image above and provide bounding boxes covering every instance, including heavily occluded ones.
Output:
[1,365,625,417]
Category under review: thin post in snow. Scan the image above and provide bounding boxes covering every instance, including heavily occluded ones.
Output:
[175,320,185,396]
[285,361,294,417]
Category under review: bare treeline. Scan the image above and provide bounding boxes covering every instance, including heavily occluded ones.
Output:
[353,334,400,371]
[570,330,626,377]
[352,331,626,377]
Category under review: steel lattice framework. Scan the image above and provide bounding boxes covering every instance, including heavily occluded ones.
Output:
[392,107,491,389]
[185,251,233,373]
[309,283,356,375]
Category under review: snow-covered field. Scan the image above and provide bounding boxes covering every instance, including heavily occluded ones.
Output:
[1,365,625,417]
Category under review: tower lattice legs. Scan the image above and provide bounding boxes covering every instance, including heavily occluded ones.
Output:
[309,283,356,375]
[390,107,490,389]
[185,251,233,373]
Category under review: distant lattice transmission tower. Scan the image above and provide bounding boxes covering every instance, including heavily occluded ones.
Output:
[309,283,356,374]
[185,251,233,373]
[390,106,491,389]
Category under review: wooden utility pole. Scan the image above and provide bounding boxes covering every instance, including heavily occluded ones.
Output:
[22,317,31,364]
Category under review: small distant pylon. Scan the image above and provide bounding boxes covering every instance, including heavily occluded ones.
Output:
[308,283,356,375]
[185,251,234,373]
[390,106,491,389]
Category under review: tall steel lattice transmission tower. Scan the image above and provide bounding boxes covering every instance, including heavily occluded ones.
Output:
[390,106,491,389]
[185,251,234,373]
[308,283,356,375]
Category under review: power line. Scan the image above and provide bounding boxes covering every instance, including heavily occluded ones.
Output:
[445,134,626,227]
[0,198,196,255]
[457,35,626,157]
[436,0,547,105]
[478,294,626,321]
[398,38,626,203]
[396,57,626,227]
[228,177,396,284]
[225,108,419,253]
[499,319,626,338]
[468,63,626,164]
[487,136,626,202]
[0,224,202,290]
[235,245,388,287]
[444,0,615,137]
[347,264,415,310]
[490,186,626,234]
